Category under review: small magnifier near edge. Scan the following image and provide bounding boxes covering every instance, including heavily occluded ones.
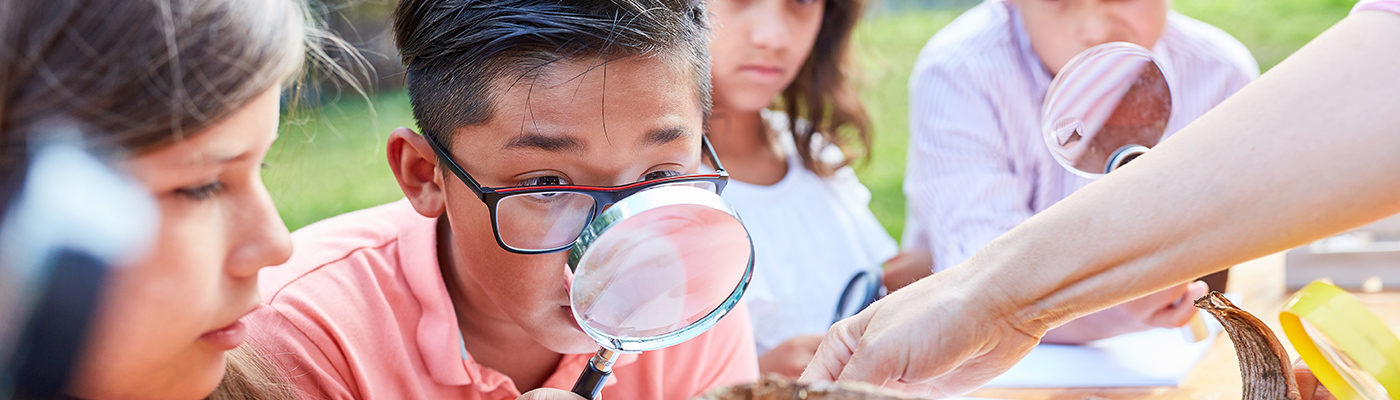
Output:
[565,185,754,399]
[1281,281,1400,400]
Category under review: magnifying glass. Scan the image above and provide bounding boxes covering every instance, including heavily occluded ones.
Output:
[1280,281,1400,399]
[1041,41,1171,177]
[565,184,754,399]
[1041,42,1218,342]
[833,268,884,325]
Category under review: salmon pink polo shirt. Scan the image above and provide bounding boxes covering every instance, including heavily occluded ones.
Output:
[248,200,759,399]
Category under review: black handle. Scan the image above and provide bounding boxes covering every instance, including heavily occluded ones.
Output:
[570,361,612,399]
[8,249,107,399]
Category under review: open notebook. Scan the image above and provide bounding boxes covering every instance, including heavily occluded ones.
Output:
[982,307,1224,388]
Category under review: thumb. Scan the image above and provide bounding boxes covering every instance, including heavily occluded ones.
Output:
[831,308,915,387]
[800,314,869,382]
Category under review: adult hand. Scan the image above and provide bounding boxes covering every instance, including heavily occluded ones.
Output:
[1294,361,1337,400]
[1041,281,1208,344]
[760,335,824,378]
[516,388,586,400]
[799,268,1041,397]
[882,250,933,293]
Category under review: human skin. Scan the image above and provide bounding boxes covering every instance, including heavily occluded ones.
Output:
[388,56,707,392]
[1011,0,1169,75]
[68,87,293,400]
[801,10,1400,397]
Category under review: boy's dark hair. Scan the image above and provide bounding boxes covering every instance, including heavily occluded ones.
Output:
[393,0,711,145]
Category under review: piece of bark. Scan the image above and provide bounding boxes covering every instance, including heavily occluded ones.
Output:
[694,375,925,400]
[1195,291,1301,400]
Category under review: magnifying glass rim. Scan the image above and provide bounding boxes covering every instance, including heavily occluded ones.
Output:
[1040,41,1168,179]
[1280,280,1400,400]
[566,185,755,353]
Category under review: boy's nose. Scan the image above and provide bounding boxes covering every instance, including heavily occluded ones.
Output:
[1076,13,1115,47]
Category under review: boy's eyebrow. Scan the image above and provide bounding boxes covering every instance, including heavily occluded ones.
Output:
[503,133,585,152]
[502,127,691,152]
[645,127,690,146]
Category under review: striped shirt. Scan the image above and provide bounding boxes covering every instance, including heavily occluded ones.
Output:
[902,0,1259,271]
[1355,0,1400,15]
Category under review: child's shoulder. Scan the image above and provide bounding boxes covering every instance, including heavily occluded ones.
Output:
[1162,12,1259,76]
[260,199,430,298]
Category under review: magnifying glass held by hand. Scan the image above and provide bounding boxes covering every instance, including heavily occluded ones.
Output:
[565,185,754,399]
[1041,41,1172,177]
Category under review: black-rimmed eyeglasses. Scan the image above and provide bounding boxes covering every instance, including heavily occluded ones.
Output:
[424,133,729,254]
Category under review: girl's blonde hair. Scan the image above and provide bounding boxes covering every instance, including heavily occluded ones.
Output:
[210,344,298,400]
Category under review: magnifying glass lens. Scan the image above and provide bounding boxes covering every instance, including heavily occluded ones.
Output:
[571,202,751,340]
[1303,321,1391,398]
[565,185,753,399]
[1041,42,1171,177]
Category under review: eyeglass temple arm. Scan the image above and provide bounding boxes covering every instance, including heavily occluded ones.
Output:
[702,135,727,173]
[423,133,489,200]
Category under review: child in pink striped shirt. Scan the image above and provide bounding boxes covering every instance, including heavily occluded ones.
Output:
[903,0,1258,344]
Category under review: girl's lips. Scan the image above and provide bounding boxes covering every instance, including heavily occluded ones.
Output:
[738,65,785,83]
[198,317,247,351]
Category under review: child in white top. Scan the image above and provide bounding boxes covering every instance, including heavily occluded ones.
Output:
[705,0,923,377]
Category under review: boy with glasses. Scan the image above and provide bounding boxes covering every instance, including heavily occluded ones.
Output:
[246,0,758,398]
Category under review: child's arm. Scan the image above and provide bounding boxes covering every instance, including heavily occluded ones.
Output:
[803,10,1400,395]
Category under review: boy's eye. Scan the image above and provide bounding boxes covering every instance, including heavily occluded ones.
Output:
[794,0,821,5]
[520,176,569,187]
[174,181,226,201]
[642,170,683,182]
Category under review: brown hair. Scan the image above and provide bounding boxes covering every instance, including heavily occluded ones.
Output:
[392,0,711,146]
[0,0,357,398]
[0,0,352,171]
[209,344,298,400]
[778,0,872,176]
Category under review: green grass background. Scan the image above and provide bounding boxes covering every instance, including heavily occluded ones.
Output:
[265,0,1357,240]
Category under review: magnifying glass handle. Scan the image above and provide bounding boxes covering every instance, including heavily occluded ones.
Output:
[570,348,621,399]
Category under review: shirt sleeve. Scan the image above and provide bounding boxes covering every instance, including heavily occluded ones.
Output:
[247,304,358,400]
[1354,0,1400,15]
[904,60,1035,271]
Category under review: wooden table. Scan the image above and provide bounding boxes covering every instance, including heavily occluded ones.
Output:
[967,254,1400,400]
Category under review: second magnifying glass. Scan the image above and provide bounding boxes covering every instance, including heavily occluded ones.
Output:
[1281,281,1400,400]
[1041,41,1172,177]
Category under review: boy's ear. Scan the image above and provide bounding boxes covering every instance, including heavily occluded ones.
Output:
[387,127,446,218]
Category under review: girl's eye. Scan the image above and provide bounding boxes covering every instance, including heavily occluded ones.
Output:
[520,176,569,187]
[642,170,683,182]
[175,181,226,201]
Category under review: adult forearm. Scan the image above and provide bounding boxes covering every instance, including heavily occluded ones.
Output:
[963,11,1400,337]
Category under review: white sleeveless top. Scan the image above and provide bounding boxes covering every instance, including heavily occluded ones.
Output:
[722,110,898,354]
